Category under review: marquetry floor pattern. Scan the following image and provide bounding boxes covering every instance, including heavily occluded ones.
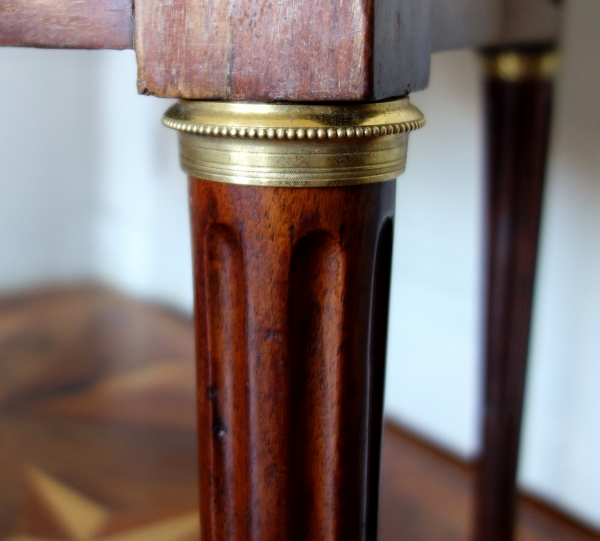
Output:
[0,286,597,541]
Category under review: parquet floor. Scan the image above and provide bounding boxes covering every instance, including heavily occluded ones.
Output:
[0,286,597,541]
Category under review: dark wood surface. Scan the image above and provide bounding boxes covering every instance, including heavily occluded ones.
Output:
[0,286,598,541]
[189,180,395,541]
[0,0,133,50]
[474,59,554,541]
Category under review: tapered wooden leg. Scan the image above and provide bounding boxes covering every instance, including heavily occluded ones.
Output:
[474,48,557,541]
[189,181,394,541]
[162,98,425,541]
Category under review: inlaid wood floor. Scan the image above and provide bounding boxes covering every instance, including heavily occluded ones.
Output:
[0,286,597,541]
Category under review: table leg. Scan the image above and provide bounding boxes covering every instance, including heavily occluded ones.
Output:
[474,47,558,541]
[161,98,425,541]
[189,180,394,541]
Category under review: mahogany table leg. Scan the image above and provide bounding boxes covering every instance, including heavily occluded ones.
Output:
[189,180,394,541]
[161,99,425,541]
[473,48,558,541]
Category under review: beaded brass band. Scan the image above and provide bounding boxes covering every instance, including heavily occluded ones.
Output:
[163,98,424,187]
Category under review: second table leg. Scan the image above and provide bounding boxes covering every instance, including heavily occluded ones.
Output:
[474,47,557,541]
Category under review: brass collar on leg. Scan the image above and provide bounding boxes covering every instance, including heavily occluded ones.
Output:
[481,48,560,82]
[162,98,424,187]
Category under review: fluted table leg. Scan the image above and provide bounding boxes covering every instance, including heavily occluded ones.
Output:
[162,98,425,541]
[190,180,394,541]
[474,47,558,541]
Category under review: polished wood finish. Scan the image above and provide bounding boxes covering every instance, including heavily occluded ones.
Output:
[474,53,555,541]
[188,180,395,541]
[1,286,598,541]
[0,0,133,50]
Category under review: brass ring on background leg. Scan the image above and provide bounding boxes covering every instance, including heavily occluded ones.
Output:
[480,47,560,82]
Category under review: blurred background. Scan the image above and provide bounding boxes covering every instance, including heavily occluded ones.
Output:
[0,0,598,532]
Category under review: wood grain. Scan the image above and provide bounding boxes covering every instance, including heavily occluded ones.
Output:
[474,57,554,541]
[189,180,395,541]
[0,0,133,49]
[135,0,377,100]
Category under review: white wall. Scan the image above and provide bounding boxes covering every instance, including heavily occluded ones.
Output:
[384,50,484,459]
[0,0,599,529]
[0,49,99,290]
[520,0,600,524]
[0,47,193,310]
[93,51,193,312]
